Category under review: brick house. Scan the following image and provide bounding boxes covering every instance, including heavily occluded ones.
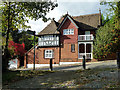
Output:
[24,12,102,68]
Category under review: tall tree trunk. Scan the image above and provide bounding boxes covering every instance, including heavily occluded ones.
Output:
[3,2,10,72]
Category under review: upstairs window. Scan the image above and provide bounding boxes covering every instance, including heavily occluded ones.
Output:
[85,31,90,35]
[44,50,54,58]
[63,29,74,35]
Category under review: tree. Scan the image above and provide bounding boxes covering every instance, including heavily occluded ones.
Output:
[8,41,26,57]
[93,21,115,59]
[93,1,120,59]
[1,1,58,71]
[17,30,38,51]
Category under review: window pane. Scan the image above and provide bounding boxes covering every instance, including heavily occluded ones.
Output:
[79,44,85,53]
[46,54,48,57]
[85,31,90,35]
[46,50,48,53]
[49,54,51,57]
[63,29,74,35]
[71,44,75,52]
[86,44,91,53]
[45,50,54,58]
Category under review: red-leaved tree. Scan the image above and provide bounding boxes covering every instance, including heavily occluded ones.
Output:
[8,41,26,59]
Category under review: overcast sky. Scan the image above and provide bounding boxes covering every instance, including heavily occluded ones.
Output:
[26,0,109,34]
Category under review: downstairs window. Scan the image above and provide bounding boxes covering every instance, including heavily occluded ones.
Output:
[44,50,54,58]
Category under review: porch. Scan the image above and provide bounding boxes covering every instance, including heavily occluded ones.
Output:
[78,42,93,59]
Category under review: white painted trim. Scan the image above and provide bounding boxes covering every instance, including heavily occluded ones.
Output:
[78,34,94,41]
[57,16,68,30]
[78,42,93,59]
[57,15,78,30]
[78,42,93,44]
[67,16,79,28]
[59,62,81,65]
[27,64,59,68]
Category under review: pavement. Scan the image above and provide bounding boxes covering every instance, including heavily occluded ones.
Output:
[16,60,117,71]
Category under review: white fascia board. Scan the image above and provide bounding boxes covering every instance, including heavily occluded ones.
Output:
[57,16,79,30]
[57,16,68,30]
[67,16,79,28]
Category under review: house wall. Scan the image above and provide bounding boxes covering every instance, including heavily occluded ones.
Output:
[90,30,95,36]
[24,47,60,68]
[59,17,79,62]
[78,30,95,36]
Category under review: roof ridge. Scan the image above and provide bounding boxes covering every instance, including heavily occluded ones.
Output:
[72,13,100,18]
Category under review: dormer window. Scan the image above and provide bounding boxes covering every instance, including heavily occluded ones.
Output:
[63,29,74,35]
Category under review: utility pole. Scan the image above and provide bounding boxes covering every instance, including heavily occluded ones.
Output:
[33,31,35,70]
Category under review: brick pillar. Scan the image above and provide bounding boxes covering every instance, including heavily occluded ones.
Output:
[24,54,27,68]
[17,58,20,68]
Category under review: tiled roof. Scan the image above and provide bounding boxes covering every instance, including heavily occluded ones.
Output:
[38,19,60,35]
[38,13,101,35]
[58,13,101,30]
[73,13,101,30]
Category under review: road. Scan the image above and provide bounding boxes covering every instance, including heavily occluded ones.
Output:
[17,60,117,71]
[3,60,119,89]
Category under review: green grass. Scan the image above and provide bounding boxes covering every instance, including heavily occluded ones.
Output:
[2,70,56,85]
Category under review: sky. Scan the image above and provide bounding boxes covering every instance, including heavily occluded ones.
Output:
[26,0,109,34]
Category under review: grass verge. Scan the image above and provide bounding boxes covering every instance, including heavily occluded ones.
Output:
[3,70,55,86]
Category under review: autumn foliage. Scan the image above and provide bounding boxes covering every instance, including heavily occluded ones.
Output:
[8,41,26,58]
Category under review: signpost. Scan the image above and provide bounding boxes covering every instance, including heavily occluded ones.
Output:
[27,30,36,70]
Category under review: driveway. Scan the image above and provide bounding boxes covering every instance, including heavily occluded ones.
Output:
[3,60,120,89]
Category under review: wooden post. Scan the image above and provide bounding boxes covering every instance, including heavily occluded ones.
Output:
[83,55,86,69]
[50,59,53,71]
[117,52,120,69]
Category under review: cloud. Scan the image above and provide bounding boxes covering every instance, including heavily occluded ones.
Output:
[26,1,108,34]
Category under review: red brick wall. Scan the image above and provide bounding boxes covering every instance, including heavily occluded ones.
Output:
[60,18,78,43]
[25,47,60,65]
[60,43,78,62]
[24,55,26,68]
[17,58,20,68]
[59,17,78,62]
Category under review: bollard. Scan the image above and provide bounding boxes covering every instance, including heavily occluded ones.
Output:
[83,55,86,69]
[50,59,53,71]
[117,52,120,69]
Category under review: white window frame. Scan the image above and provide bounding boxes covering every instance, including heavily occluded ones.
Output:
[44,50,54,58]
[85,31,90,35]
[85,31,90,40]
[63,29,74,35]
[71,44,75,52]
